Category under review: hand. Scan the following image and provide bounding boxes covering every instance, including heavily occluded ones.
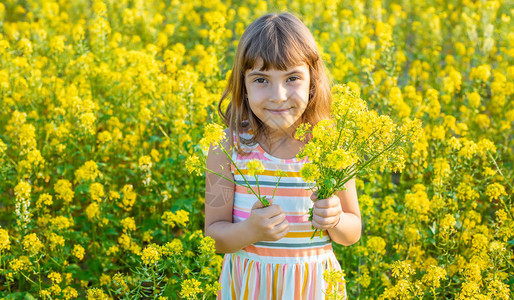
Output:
[310,191,342,230]
[246,200,289,242]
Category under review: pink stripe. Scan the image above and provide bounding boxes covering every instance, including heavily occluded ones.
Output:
[233,208,309,223]
[266,264,271,298]
[235,185,311,197]
[236,151,268,161]
[281,264,287,298]
[254,262,260,297]
[309,262,314,299]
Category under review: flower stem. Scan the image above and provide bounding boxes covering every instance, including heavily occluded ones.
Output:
[271,175,283,202]
[211,142,269,206]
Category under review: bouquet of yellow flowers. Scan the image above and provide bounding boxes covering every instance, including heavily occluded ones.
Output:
[186,123,286,207]
[295,84,423,240]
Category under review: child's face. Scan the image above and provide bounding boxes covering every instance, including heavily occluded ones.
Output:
[244,58,310,135]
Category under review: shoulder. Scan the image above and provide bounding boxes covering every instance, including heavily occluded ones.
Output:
[206,128,235,177]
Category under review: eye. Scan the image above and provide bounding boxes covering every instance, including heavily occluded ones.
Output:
[287,76,300,82]
[254,78,268,84]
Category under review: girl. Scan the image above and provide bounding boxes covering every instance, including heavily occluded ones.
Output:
[205,12,361,299]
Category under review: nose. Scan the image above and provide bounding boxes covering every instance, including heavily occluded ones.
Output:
[269,83,287,102]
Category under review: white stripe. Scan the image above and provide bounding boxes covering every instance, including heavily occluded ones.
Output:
[234,194,313,211]
[233,249,337,264]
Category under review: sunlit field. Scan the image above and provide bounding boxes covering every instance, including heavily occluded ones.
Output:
[0,0,512,298]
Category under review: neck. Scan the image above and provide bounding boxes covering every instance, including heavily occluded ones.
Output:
[261,121,301,151]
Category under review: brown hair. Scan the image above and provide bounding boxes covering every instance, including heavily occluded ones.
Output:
[218,12,332,155]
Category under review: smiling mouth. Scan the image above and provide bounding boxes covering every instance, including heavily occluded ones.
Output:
[268,108,291,112]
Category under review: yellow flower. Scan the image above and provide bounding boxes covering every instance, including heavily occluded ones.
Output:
[0,227,10,252]
[141,244,161,265]
[180,278,203,299]
[138,155,152,170]
[78,112,96,135]
[204,11,227,43]
[49,272,62,284]
[468,92,481,109]
[55,179,75,203]
[112,273,129,293]
[470,64,491,81]
[47,232,65,251]
[15,180,31,200]
[162,210,190,228]
[474,114,490,129]
[205,282,222,295]
[405,184,430,220]
[312,119,335,141]
[86,202,100,220]
[476,138,496,157]
[75,161,102,183]
[50,216,74,230]
[299,163,321,183]
[150,149,160,162]
[246,159,264,176]
[143,230,153,243]
[422,265,447,289]
[50,35,66,53]
[97,131,112,144]
[326,149,358,171]
[118,234,132,250]
[366,236,386,256]
[162,239,183,256]
[199,123,225,152]
[391,260,415,279]
[433,157,450,186]
[9,256,31,273]
[73,244,85,260]
[86,287,109,300]
[323,268,346,297]
[14,180,32,227]
[26,149,45,168]
[89,182,105,202]
[22,233,44,255]
[439,214,456,232]
[100,274,111,286]
[36,193,53,208]
[49,284,62,295]
[199,236,216,256]
[294,122,312,142]
[121,217,136,232]
[106,245,119,256]
[185,154,202,176]
[485,183,507,201]
[120,184,137,211]
[486,279,510,299]
[63,286,78,300]
[274,169,288,178]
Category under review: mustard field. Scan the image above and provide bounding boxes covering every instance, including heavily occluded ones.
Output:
[0,0,512,298]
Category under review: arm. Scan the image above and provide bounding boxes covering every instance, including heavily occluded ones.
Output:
[311,177,361,246]
[204,129,255,253]
[204,129,289,253]
[328,178,361,246]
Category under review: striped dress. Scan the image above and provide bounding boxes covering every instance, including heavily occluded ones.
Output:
[217,128,347,299]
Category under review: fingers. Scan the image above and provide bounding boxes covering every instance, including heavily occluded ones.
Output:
[271,217,289,239]
[260,213,289,241]
[313,195,340,208]
[268,211,287,226]
[256,204,283,218]
[252,201,282,212]
[310,191,318,201]
[313,206,341,218]
[251,200,265,209]
[311,214,339,230]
